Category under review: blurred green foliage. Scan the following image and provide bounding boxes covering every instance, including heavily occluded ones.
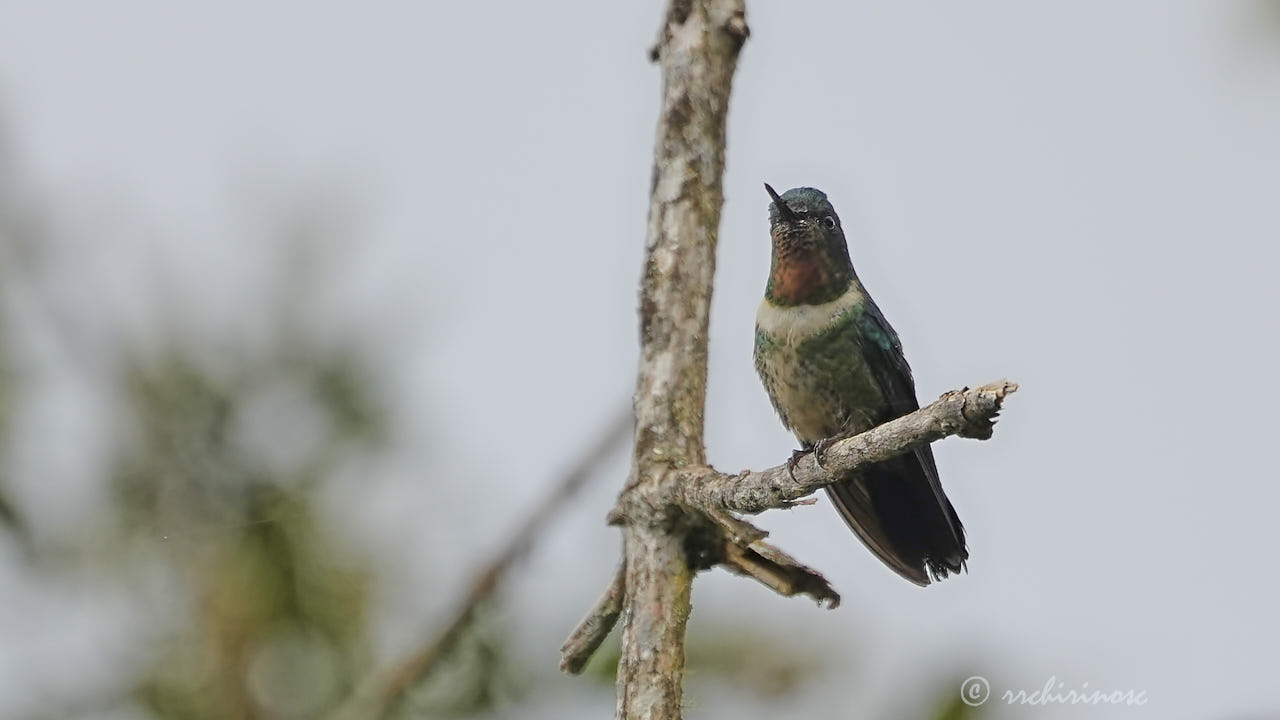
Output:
[0,149,530,715]
[115,346,383,719]
[930,683,988,720]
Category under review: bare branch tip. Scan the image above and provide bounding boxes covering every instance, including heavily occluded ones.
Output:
[559,563,627,675]
[952,379,1018,439]
[719,539,841,608]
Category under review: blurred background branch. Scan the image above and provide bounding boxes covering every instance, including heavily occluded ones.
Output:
[334,408,630,720]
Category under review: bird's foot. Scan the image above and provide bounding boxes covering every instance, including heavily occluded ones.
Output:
[787,447,811,481]
[812,435,843,469]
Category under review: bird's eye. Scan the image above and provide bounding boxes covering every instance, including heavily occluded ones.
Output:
[820,216,837,230]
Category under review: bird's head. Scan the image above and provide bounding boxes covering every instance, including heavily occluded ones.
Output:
[764,184,844,257]
[762,183,854,306]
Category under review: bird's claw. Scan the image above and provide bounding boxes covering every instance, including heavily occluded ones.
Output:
[813,436,840,469]
[787,448,810,481]
[788,436,842,480]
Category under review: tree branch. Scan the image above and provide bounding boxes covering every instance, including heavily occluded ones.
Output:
[610,2,748,718]
[559,560,627,674]
[568,381,1017,687]
[718,538,841,607]
[592,382,1013,638]
[677,381,1017,515]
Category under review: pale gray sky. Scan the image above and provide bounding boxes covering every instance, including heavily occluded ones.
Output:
[1,2,1279,718]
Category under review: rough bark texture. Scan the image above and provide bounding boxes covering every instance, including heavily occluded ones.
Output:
[618,2,748,718]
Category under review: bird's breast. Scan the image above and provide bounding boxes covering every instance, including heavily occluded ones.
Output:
[755,284,866,347]
[754,289,883,445]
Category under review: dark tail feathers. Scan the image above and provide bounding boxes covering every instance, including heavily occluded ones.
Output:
[824,447,967,586]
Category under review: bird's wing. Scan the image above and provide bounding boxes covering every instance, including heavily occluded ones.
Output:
[824,300,967,581]
[855,300,965,546]
[852,299,914,411]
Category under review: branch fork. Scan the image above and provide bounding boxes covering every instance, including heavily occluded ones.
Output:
[561,380,1018,675]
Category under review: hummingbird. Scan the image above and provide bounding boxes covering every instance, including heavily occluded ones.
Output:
[753,183,967,586]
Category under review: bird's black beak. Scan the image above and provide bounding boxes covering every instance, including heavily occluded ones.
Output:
[764,183,797,223]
